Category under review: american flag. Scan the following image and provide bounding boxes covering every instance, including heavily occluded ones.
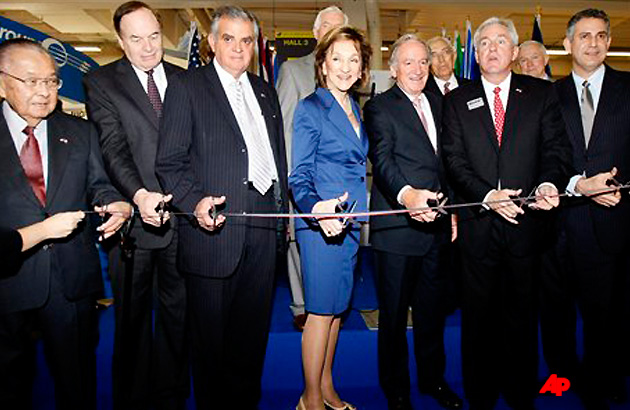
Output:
[188,22,201,70]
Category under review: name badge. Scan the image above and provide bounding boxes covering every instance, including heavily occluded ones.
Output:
[467,97,484,111]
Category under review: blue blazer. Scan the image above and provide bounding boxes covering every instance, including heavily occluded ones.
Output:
[289,87,368,226]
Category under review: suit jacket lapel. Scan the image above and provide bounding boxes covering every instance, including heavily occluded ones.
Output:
[391,85,437,155]
[116,58,159,129]
[45,113,71,206]
[0,114,42,207]
[249,74,285,171]
[317,88,364,154]
[203,64,244,141]
[471,81,499,152]
[502,74,524,148]
[589,66,618,149]
[557,76,586,153]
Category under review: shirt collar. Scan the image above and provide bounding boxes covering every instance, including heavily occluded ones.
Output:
[481,71,512,94]
[398,85,427,105]
[2,100,45,132]
[571,63,605,89]
[213,58,249,88]
[434,73,457,88]
[130,61,164,79]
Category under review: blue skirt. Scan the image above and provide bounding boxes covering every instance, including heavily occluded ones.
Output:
[296,224,360,315]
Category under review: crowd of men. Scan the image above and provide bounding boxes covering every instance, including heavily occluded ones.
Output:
[0,2,627,410]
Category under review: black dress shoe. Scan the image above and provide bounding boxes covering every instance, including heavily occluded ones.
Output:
[419,381,463,409]
[387,396,413,410]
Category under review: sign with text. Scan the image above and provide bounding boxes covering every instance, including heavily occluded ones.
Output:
[274,31,316,69]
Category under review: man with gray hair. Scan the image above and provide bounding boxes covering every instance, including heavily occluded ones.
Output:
[441,16,572,409]
[425,36,468,97]
[365,33,462,410]
[275,5,347,330]
[517,40,550,80]
[155,5,288,409]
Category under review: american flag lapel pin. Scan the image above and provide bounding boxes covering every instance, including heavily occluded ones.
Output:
[59,137,69,144]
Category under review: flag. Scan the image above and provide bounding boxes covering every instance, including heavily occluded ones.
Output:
[454,30,463,77]
[462,19,480,80]
[187,21,202,70]
[532,13,552,77]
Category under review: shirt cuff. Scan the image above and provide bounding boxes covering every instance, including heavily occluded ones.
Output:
[397,185,412,205]
[565,173,585,196]
[537,182,557,193]
[482,189,497,210]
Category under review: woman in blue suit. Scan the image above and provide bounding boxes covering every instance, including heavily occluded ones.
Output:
[289,26,372,410]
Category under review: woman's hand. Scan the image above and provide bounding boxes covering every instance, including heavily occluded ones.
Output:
[312,192,349,237]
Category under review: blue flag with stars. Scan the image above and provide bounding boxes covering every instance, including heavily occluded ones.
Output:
[188,22,201,70]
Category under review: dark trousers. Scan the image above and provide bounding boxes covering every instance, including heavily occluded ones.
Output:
[561,207,630,395]
[187,187,278,410]
[0,270,98,410]
[109,231,188,410]
[461,222,538,409]
[374,243,448,400]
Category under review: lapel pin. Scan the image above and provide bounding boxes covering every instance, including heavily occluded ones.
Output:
[515,88,523,93]
[59,138,68,144]
[260,93,266,98]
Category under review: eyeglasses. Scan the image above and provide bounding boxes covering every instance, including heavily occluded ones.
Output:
[0,70,62,89]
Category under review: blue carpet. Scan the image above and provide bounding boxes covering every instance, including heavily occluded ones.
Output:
[32,247,629,409]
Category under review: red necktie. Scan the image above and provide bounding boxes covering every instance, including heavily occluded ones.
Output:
[21,126,46,206]
[146,69,163,118]
[493,86,505,146]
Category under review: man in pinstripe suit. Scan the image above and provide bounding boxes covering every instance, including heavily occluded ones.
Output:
[155,5,287,409]
[541,9,630,408]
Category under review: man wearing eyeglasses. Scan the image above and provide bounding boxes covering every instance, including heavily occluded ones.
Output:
[0,38,130,409]
[83,2,187,409]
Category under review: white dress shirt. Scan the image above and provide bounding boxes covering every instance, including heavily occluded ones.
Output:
[131,62,168,101]
[434,73,459,95]
[213,58,278,181]
[3,101,49,187]
[396,90,438,204]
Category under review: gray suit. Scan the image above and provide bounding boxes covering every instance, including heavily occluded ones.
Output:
[276,52,316,316]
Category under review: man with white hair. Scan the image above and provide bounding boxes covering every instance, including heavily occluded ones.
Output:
[441,17,572,409]
[275,5,347,330]
[517,40,550,80]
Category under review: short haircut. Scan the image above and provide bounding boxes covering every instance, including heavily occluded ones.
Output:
[313,6,349,32]
[210,5,259,40]
[427,36,454,54]
[388,33,429,69]
[113,1,161,36]
[519,40,547,56]
[473,17,519,49]
[314,25,372,91]
[0,38,55,71]
[566,8,610,40]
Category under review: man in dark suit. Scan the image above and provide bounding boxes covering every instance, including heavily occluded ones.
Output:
[364,34,462,410]
[425,36,467,98]
[83,2,187,408]
[441,17,572,409]
[0,39,130,409]
[542,9,630,408]
[155,6,288,409]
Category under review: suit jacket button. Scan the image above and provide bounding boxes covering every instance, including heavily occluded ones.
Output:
[241,148,246,153]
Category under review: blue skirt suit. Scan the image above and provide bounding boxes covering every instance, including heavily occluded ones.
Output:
[289,87,368,315]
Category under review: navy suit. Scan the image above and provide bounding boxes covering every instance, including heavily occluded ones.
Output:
[442,74,572,407]
[84,57,188,410]
[289,87,367,315]
[541,66,630,398]
[155,61,287,409]
[0,109,123,409]
[364,84,451,400]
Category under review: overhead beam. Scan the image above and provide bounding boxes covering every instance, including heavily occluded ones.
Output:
[157,8,189,49]
[191,8,212,35]
[83,9,113,33]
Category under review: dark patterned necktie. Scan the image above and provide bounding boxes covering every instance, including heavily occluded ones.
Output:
[444,81,451,94]
[146,69,163,118]
[21,126,46,206]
